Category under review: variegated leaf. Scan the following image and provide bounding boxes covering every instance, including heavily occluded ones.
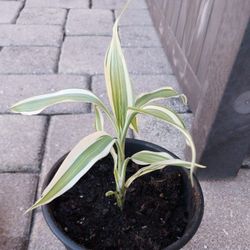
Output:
[104,0,137,131]
[11,89,107,115]
[129,105,186,129]
[135,87,187,107]
[27,131,115,211]
[131,150,174,165]
[128,105,197,184]
[94,105,104,131]
[125,159,205,188]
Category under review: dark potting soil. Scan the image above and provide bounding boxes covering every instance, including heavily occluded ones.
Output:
[50,155,189,250]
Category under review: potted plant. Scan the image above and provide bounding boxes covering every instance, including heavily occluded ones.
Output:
[11,1,205,249]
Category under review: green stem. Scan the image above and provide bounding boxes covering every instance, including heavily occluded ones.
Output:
[115,135,127,210]
[114,112,137,209]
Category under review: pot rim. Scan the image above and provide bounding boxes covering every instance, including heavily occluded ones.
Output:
[42,138,204,250]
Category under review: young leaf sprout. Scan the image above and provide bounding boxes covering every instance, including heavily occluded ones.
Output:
[11,0,205,211]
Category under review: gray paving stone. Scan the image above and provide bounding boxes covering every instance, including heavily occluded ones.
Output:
[66,9,113,36]
[26,0,88,9]
[0,1,23,24]
[0,25,63,47]
[0,173,37,250]
[124,48,173,74]
[17,8,67,26]
[0,115,46,172]
[134,113,193,159]
[183,169,250,250]
[37,114,132,197]
[59,36,110,75]
[93,0,148,9]
[92,74,189,113]
[120,26,161,47]
[0,75,89,114]
[0,47,59,74]
[115,9,153,26]
[28,211,65,250]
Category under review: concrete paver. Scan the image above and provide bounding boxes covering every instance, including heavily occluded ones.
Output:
[59,36,110,75]
[124,48,173,74]
[0,47,59,74]
[183,169,250,250]
[28,211,65,250]
[0,115,47,172]
[17,8,67,26]
[120,26,161,47]
[0,173,37,250]
[115,9,153,26]
[0,1,23,24]
[93,0,148,10]
[66,9,113,36]
[0,74,89,114]
[26,0,89,9]
[0,25,63,47]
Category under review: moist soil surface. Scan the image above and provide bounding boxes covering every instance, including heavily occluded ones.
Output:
[50,155,189,250]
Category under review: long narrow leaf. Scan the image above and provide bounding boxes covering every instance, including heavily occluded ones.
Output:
[104,0,137,131]
[27,131,115,211]
[129,105,186,129]
[135,87,187,107]
[11,89,107,115]
[125,159,205,188]
[131,150,174,165]
[94,105,104,131]
[128,105,197,184]
[110,147,119,190]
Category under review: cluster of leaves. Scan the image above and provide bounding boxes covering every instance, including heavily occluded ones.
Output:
[11,0,205,211]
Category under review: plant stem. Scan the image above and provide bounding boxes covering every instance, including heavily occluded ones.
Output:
[115,134,127,210]
[114,112,134,210]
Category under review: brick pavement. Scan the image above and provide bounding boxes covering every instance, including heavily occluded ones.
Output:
[0,1,249,249]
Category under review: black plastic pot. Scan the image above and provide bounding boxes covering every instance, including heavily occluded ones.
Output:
[42,138,204,250]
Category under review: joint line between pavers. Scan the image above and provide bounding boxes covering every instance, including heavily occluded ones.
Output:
[89,0,93,9]
[2,111,91,116]
[121,45,163,49]
[0,169,40,174]
[38,116,51,172]
[0,45,62,48]
[13,0,26,24]
[0,72,175,76]
[111,9,116,23]
[25,176,40,250]
[66,34,112,38]
[55,9,69,73]
[86,75,93,113]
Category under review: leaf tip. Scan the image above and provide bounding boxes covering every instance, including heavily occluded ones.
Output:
[24,205,35,214]
[181,94,188,105]
[10,104,18,113]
